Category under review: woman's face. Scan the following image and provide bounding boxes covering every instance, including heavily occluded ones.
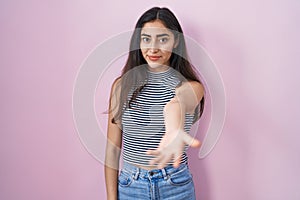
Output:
[140,20,178,72]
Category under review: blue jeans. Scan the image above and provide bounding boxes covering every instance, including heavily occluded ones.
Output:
[118,162,196,200]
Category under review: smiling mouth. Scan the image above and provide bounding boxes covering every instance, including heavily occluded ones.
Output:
[148,56,161,61]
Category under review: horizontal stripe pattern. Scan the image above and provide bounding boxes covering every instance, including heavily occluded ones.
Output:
[121,68,195,166]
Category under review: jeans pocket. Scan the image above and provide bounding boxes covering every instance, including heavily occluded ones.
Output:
[167,167,193,186]
[118,171,133,187]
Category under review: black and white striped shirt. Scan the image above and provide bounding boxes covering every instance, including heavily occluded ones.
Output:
[121,67,195,166]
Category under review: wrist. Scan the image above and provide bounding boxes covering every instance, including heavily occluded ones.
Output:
[107,194,117,200]
[165,129,185,136]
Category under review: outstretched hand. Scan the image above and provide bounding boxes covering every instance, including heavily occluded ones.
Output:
[146,129,201,169]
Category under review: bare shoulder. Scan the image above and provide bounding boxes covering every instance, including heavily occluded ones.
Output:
[174,81,204,114]
[109,77,122,101]
[185,81,204,91]
[108,77,122,118]
[176,81,204,99]
[111,77,122,91]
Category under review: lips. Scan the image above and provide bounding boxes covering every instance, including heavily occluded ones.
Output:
[148,55,161,61]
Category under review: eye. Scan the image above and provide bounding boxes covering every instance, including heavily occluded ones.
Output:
[141,37,151,43]
[159,37,169,43]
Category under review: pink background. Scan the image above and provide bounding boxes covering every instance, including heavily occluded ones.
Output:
[1,0,299,199]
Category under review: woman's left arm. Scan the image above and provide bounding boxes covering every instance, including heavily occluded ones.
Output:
[147,81,204,168]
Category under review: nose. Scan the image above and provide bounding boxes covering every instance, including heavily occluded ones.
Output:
[149,48,159,53]
[149,40,159,53]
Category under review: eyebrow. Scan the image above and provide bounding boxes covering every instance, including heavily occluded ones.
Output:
[141,33,170,37]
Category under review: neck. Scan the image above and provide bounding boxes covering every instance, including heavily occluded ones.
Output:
[147,65,170,73]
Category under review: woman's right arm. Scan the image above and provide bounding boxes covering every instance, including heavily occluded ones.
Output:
[105,78,122,200]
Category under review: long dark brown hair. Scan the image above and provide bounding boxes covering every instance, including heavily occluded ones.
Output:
[111,7,205,124]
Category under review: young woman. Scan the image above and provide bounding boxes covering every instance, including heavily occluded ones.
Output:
[105,7,205,200]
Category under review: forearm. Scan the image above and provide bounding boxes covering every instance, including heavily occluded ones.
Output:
[148,84,202,168]
[105,78,122,200]
[164,98,186,133]
[105,143,121,200]
[105,166,118,200]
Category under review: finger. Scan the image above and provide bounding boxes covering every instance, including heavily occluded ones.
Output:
[190,138,201,148]
[183,133,201,148]
[173,157,180,168]
[149,153,165,166]
[157,154,173,169]
[173,152,182,168]
[146,149,160,156]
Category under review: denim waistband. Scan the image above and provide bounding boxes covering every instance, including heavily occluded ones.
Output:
[121,161,188,180]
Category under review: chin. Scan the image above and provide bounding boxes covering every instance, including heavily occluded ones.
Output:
[147,62,162,68]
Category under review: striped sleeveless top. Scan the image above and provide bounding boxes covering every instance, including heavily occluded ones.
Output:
[121,67,195,166]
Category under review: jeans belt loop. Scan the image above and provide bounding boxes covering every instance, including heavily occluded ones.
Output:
[161,168,168,180]
[133,167,140,180]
